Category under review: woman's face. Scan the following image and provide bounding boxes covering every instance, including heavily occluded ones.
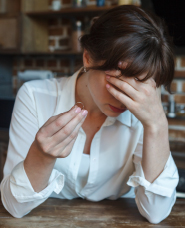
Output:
[87,69,128,117]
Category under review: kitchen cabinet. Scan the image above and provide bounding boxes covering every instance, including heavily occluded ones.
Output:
[0,1,115,54]
[0,0,21,52]
[0,15,21,52]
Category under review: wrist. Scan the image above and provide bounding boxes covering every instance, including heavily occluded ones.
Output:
[143,113,168,133]
[25,140,56,166]
[24,140,57,193]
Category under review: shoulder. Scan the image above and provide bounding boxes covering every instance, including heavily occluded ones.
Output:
[23,77,67,93]
[18,76,71,100]
[15,77,68,115]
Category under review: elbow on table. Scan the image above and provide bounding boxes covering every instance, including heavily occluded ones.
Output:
[9,211,26,219]
[138,204,171,224]
[1,199,27,218]
[1,190,30,219]
[145,214,166,224]
[1,199,30,219]
[135,187,176,224]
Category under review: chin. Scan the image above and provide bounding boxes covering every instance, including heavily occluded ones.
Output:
[103,110,121,117]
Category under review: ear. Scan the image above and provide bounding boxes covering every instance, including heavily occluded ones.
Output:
[90,16,99,26]
[83,49,92,68]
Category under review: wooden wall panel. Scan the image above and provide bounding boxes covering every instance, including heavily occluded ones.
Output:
[21,15,48,52]
[21,0,49,12]
[0,0,20,14]
[0,18,18,49]
[6,0,21,14]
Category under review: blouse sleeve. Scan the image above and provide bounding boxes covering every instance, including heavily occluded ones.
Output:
[0,83,64,218]
[127,127,179,224]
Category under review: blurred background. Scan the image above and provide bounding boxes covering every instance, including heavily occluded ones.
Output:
[0,0,185,195]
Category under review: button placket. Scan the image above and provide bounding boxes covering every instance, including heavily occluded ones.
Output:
[67,133,86,190]
[80,129,102,195]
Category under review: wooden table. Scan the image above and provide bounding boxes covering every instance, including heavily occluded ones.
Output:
[0,198,185,228]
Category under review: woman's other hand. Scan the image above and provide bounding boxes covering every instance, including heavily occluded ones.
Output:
[104,62,165,129]
[35,105,88,159]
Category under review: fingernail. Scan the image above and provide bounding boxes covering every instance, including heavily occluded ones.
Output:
[106,84,110,89]
[105,70,110,73]
[81,110,88,116]
[106,75,110,79]
[75,107,81,113]
[72,105,77,110]
[118,61,122,66]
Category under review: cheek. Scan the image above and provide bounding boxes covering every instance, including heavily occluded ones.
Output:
[88,74,111,100]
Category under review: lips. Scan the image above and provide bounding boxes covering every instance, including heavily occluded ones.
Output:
[109,104,127,113]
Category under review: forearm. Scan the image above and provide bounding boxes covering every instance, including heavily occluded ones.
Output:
[142,114,170,183]
[1,175,46,218]
[1,144,64,218]
[24,140,56,192]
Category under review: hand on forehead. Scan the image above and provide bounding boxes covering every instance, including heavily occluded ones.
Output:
[105,61,156,83]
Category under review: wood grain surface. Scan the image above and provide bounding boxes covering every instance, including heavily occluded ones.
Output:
[0,198,185,228]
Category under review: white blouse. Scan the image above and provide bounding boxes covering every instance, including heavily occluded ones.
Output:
[0,67,179,223]
[76,154,90,192]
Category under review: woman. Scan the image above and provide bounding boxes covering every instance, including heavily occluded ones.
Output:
[0,5,179,223]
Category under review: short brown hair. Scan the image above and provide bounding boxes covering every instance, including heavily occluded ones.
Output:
[80,5,174,94]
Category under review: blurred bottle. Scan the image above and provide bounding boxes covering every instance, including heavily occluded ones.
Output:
[132,0,141,6]
[167,94,176,118]
[72,20,84,52]
[118,0,132,5]
[51,0,62,10]
[0,0,6,13]
[72,0,86,8]
[96,0,105,7]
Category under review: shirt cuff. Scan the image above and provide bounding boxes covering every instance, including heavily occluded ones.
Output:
[127,152,179,198]
[10,161,65,203]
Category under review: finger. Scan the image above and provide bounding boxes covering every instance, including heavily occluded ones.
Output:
[106,76,140,101]
[50,111,87,151]
[106,83,135,109]
[105,69,121,77]
[104,60,129,76]
[57,134,78,158]
[40,105,82,137]
[104,61,128,77]
[118,61,128,69]
[49,109,87,148]
[54,109,88,137]
[52,114,86,157]
[110,73,151,93]
[42,104,77,129]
